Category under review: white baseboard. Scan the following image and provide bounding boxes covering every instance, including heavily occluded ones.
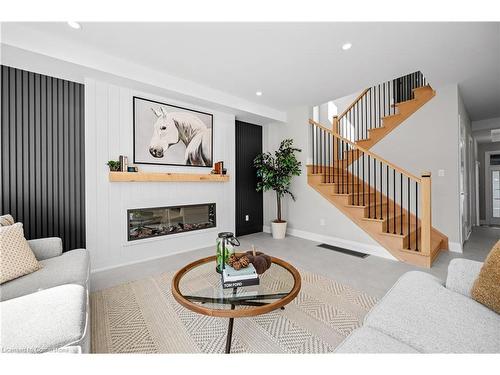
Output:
[91,244,211,274]
[448,241,463,253]
[263,225,396,261]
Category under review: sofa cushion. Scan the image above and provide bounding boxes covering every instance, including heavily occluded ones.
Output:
[0,284,88,353]
[28,237,63,261]
[364,271,500,353]
[446,258,483,297]
[335,326,419,353]
[0,249,89,301]
[0,214,15,226]
[0,223,42,284]
[472,240,500,314]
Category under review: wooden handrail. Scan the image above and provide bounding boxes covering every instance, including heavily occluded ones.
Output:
[337,88,370,120]
[308,118,422,183]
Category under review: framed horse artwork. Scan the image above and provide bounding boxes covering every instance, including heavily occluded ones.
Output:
[133,96,213,167]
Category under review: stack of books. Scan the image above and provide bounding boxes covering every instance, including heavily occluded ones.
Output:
[222,263,259,289]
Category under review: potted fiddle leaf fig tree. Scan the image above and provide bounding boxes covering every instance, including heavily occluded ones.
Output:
[254,139,301,239]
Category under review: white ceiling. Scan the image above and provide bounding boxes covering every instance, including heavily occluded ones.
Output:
[2,22,499,120]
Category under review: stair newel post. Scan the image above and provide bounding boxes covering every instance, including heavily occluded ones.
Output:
[421,172,432,256]
[332,115,339,134]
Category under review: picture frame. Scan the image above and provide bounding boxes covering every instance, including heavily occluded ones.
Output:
[133,96,213,167]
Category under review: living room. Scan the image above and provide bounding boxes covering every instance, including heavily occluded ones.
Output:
[1,1,499,373]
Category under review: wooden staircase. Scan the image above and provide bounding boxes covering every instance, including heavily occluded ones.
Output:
[308,72,448,267]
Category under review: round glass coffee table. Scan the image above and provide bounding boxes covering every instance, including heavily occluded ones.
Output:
[171,255,301,353]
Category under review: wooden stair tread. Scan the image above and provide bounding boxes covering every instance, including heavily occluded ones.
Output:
[399,235,442,255]
[380,113,400,121]
[391,98,418,107]
[345,203,389,210]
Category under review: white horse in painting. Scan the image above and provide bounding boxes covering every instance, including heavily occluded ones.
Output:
[149,107,212,166]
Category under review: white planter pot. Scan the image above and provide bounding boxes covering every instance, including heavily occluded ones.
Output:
[271,221,287,239]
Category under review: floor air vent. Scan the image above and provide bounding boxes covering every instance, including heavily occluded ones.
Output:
[317,244,369,258]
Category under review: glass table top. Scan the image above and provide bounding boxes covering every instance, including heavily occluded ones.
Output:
[177,258,297,311]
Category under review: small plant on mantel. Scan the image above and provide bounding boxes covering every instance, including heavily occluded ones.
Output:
[254,139,301,239]
[107,160,121,172]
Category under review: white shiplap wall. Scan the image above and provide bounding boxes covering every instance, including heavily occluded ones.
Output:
[85,79,236,271]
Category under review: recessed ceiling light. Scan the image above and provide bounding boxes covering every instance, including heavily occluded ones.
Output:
[342,42,352,51]
[256,91,263,96]
[67,21,81,30]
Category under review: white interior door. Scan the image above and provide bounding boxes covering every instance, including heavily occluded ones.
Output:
[459,115,469,242]
[490,166,500,225]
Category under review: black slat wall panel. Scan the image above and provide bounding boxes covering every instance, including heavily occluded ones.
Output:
[235,121,263,236]
[0,65,85,251]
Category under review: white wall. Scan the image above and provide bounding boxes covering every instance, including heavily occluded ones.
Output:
[85,79,236,271]
[264,83,466,256]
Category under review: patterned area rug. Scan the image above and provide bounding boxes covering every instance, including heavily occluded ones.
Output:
[90,269,377,353]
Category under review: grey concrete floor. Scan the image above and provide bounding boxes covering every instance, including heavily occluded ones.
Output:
[90,226,499,299]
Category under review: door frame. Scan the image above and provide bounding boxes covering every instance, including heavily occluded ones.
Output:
[458,114,471,244]
[485,151,500,225]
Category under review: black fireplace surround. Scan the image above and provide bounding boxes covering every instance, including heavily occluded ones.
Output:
[127,203,216,241]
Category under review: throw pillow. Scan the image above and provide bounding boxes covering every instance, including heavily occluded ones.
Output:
[0,223,42,284]
[0,214,15,226]
[471,240,500,314]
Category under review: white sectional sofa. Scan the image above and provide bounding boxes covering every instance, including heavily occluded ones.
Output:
[336,259,500,353]
[0,238,90,353]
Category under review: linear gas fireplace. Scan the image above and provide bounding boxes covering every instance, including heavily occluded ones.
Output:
[127,203,216,241]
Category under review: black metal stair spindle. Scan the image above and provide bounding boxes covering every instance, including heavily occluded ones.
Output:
[329,133,332,183]
[362,152,365,206]
[322,129,325,176]
[378,84,381,128]
[319,128,322,177]
[357,149,360,205]
[350,145,354,197]
[393,169,396,234]
[341,140,344,194]
[347,110,350,142]
[363,94,367,139]
[379,161,383,219]
[356,101,359,142]
[324,129,327,177]
[370,87,373,131]
[345,142,352,197]
[407,177,411,249]
[312,124,315,174]
[327,132,330,183]
[400,173,403,235]
[336,137,339,185]
[368,155,371,218]
[324,129,327,179]
[312,125,315,174]
[383,82,386,118]
[386,165,389,232]
[415,181,419,251]
[316,127,319,175]
[373,157,377,218]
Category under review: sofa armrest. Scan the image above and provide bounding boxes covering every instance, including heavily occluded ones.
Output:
[27,237,63,260]
[446,258,483,298]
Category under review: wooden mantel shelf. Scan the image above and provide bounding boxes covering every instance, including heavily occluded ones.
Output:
[109,172,229,182]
